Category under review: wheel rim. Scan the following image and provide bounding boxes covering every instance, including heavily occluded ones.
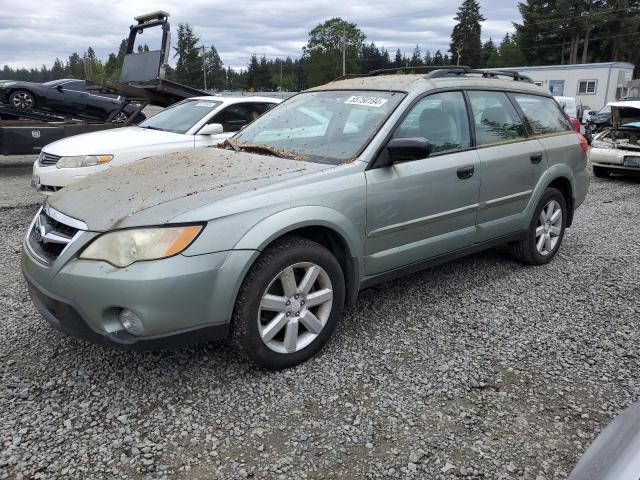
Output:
[257,262,333,354]
[112,112,128,123]
[535,199,562,256]
[12,92,33,109]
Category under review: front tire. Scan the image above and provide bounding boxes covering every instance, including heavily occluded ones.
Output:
[231,236,345,370]
[593,166,610,178]
[10,90,35,110]
[509,187,567,265]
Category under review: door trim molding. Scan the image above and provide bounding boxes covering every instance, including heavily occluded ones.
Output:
[367,203,479,238]
[360,231,526,290]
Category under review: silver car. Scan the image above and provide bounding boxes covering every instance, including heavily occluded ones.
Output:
[22,68,590,369]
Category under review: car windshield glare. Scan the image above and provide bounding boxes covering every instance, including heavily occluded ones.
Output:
[231,90,405,164]
[139,99,222,134]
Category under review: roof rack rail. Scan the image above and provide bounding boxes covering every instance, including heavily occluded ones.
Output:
[333,65,533,83]
[425,67,534,83]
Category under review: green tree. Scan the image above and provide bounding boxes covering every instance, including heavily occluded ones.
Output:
[409,45,424,67]
[481,38,497,66]
[51,58,65,79]
[433,49,445,65]
[423,49,433,66]
[67,52,84,79]
[174,23,202,87]
[205,45,225,90]
[487,33,526,67]
[302,17,366,86]
[449,0,485,67]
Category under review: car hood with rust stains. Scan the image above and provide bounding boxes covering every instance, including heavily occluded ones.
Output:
[46,148,333,231]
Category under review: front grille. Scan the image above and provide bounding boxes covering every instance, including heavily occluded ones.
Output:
[27,207,81,265]
[38,152,61,166]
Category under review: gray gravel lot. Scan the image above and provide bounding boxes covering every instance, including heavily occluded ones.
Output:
[1,158,639,479]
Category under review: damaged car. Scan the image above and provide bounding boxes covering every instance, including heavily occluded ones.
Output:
[21,69,589,369]
[590,101,640,177]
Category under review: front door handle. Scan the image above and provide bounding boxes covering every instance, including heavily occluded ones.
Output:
[530,152,543,164]
[457,165,475,180]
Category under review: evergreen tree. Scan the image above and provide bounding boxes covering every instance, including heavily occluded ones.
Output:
[409,45,423,67]
[423,49,433,66]
[67,53,84,79]
[51,58,65,79]
[433,49,445,65]
[481,38,497,67]
[174,23,202,87]
[393,49,403,68]
[449,0,485,67]
[205,45,224,90]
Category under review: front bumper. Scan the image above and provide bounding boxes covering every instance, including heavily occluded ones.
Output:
[22,232,259,349]
[32,161,110,194]
[591,147,640,172]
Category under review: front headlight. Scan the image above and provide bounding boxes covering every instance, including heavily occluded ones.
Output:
[591,140,611,150]
[79,225,203,267]
[56,155,113,169]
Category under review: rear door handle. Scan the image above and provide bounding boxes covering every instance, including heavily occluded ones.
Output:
[530,152,543,164]
[457,165,475,179]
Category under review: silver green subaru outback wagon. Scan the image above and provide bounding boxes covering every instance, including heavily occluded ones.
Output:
[22,67,590,369]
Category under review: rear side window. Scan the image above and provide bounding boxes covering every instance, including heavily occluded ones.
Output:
[467,91,527,146]
[393,91,471,154]
[512,94,573,135]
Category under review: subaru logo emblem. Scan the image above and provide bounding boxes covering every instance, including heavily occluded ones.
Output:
[31,130,41,139]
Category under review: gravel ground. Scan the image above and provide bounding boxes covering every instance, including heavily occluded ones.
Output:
[1,159,639,480]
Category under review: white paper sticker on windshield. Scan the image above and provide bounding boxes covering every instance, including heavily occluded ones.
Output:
[195,102,217,107]
[344,96,388,108]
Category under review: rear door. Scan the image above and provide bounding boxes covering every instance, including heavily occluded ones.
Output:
[467,90,547,242]
[364,90,480,275]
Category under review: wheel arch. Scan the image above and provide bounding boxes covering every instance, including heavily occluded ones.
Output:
[233,208,364,307]
[546,176,574,227]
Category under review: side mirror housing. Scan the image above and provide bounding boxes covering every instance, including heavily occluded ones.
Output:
[588,110,597,116]
[56,85,63,92]
[382,137,432,166]
[198,123,224,135]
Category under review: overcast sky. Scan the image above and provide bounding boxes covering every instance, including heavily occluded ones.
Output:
[0,0,520,71]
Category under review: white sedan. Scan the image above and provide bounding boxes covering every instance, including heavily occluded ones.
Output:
[32,96,281,194]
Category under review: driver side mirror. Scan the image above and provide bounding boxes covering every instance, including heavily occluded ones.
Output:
[198,123,224,135]
[380,137,432,167]
[56,85,63,92]
[588,111,597,116]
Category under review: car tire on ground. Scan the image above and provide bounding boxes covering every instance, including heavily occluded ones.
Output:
[509,187,567,266]
[231,236,345,370]
[593,166,611,178]
[10,90,35,110]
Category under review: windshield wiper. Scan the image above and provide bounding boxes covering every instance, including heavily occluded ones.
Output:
[236,143,298,160]
[221,138,239,151]
[139,125,164,131]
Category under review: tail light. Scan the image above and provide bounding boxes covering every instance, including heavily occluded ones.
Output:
[571,117,581,133]
[577,134,589,154]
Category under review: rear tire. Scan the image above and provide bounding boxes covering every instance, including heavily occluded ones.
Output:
[593,166,610,178]
[231,236,345,370]
[509,187,567,266]
[10,90,35,110]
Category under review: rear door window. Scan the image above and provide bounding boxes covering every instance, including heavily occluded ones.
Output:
[467,91,527,146]
[209,102,276,132]
[511,94,573,135]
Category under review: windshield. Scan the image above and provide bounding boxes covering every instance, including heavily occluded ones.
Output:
[139,99,222,134]
[599,105,612,115]
[231,90,405,164]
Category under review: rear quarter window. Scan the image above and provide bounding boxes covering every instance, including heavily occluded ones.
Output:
[512,94,573,135]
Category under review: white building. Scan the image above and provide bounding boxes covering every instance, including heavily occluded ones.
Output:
[492,62,635,112]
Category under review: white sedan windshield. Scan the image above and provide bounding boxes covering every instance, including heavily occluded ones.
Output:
[139,99,222,134]
[231,90,405,164]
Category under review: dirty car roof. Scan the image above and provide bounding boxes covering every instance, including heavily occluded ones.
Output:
[308,73,550,96]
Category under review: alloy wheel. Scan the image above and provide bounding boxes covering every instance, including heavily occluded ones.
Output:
[112,112,128,123]
[12,92,33,109]
[535,199,562,255]
[257,262,333,354]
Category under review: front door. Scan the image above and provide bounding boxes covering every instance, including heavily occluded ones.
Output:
[364,91,480,275]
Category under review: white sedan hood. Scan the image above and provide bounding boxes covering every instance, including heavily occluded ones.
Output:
[42,127,188,156]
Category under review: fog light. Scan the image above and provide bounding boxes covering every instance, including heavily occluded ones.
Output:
[119,309,144,336]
